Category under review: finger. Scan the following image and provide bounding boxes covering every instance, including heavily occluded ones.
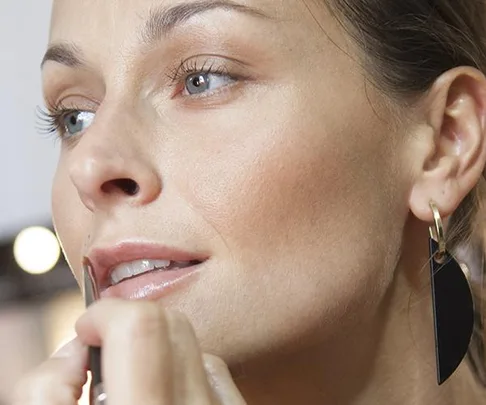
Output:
[165,310,216,404]
[76,299,174,405]
[12,338,88,405]
[203,354,247,405]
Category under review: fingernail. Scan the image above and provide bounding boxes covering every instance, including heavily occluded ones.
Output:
[51,338,80,358]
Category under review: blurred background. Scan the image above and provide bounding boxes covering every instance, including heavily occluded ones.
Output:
[1,1,86,403]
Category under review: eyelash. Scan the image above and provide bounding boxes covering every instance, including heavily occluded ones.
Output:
[167,56,231,84]
[37,57,238,138]
[36,102,81,139]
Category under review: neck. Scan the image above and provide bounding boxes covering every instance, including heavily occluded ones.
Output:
[232,227,483,405]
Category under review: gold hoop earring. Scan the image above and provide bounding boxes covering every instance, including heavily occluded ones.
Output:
[429,201,446,261]
[428,201,474,385]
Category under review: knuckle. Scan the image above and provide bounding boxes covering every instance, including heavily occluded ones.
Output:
[165,309,197,339]
[53,385,78,404]
[165,309,192,328]
[12,371,46,403]
[12,379,30,404]
[120,302,167,340]
[11,353,86,405]
[13,366,73,405]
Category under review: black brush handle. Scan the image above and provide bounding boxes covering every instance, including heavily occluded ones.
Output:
[89,346,106,404]
[89,346,102,385]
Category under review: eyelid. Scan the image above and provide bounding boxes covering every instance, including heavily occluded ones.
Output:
[54,95,99,111]
[167,54,253,83]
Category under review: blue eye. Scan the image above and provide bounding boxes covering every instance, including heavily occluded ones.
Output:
[62,111,95,136]
[184,72,235,96]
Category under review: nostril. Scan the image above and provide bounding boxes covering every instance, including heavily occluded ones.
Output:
[102,178,140,196]
[115,179,140,196]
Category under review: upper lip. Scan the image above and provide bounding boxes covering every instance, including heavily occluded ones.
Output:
[85,241,209,290]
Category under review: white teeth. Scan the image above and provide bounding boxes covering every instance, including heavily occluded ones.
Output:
[109,259,197,286]
[110,259,170,286]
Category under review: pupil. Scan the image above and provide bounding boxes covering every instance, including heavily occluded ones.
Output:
[193,75,205,87]
[69,115,78,126]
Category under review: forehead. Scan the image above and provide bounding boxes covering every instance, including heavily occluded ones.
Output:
[46,0,337,80]
[49,0,327,46]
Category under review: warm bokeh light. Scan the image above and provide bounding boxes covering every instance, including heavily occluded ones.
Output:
[13,226,61,274]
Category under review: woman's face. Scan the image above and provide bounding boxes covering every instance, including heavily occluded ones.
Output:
[45,0,414,365]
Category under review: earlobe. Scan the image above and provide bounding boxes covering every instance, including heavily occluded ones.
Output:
[409,67,486,223]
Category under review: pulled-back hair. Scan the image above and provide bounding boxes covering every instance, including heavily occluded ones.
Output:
[324,0,486,385]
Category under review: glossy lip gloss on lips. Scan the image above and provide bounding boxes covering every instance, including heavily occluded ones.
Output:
[86,242,208,300]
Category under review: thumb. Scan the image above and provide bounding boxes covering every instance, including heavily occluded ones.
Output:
[203,354,247,405]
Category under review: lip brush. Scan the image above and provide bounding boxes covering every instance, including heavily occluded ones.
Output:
[83,262,106,405]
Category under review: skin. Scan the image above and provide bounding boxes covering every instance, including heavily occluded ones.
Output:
[13,0,486,404]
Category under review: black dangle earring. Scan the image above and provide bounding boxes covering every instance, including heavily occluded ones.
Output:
[428,201,475,385]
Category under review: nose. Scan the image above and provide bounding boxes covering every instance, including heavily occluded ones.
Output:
[69,125,162,213]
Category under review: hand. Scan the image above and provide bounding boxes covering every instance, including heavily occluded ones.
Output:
[12,299,246,405]
[12,338,88,405]
[77,299,246,405]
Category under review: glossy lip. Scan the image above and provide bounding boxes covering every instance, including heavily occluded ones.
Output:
[101,264,204,300]
[85,241,209,292]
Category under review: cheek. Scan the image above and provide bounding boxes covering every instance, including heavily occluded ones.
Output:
[52,163,87,283]
[172,87,407,353]
[183,90,402,261]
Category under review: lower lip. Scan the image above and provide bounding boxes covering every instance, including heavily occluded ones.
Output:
[100,264,202,300]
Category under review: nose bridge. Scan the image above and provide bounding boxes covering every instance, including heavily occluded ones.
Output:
[68,99,162,212]
[84,98,141,155]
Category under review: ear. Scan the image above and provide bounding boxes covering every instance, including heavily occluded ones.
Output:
[409,67,486,222]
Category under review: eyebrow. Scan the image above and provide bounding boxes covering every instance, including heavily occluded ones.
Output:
[41,43,84,69]
[142,0,270,42]
[41,0,270,69]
